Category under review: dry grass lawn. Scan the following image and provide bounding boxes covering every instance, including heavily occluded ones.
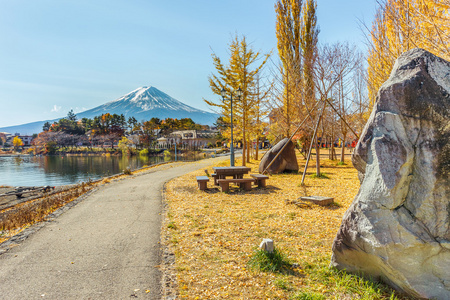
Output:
[164,154,412,299]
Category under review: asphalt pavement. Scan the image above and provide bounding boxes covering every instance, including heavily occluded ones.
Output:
[0,156,227,299]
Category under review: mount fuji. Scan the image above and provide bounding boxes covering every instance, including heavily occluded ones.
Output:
[0,86,219,134]
[77,86,218,123]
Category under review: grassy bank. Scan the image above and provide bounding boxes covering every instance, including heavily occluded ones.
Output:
[163,156,413,299]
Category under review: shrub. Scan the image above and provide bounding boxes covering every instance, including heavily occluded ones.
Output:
[140,148,149,156]
[163,150,171,162]
[45,141,57,154]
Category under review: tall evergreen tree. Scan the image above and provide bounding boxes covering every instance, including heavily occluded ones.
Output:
[67,109,77,121]
[42,122,51,132]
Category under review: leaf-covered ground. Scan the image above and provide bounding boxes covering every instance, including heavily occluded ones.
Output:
[163,155,411,299]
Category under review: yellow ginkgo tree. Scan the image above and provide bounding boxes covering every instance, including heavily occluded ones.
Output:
[205,35,270,166]
[13,136,24,152]
[367,0,450,104]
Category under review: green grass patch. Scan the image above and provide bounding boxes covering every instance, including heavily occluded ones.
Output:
[167,221,177,230]
[329,201,342,208]
[247,247,291,273]
[290,254,408,299]
[310,172,330,179]
[337,161,346,166]
[291,291,325,300]
[274,276,293,291]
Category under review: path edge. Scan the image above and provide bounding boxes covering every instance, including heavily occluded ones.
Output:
[160,182,179,300]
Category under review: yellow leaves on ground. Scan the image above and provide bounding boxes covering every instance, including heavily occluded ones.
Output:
[164,155,361,299]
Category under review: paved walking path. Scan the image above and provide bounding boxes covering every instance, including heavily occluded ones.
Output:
[0,156,227,299]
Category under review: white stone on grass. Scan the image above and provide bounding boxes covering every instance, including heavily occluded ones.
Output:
[259,238,274,253]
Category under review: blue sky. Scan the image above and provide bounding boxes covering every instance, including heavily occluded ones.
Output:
[0,0,377,128]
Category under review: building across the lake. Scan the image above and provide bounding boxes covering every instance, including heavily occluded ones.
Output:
[3,133,34,146]
[156,129,218,149]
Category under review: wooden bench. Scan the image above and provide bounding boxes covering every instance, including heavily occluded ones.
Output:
[217,178,255,192]
[250,174,269,187]
[196,176,209,190]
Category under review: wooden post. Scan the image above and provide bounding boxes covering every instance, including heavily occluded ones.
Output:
[301,101,327,185]
[262,100,322,175]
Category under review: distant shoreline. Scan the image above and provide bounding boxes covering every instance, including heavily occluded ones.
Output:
[0,154,32,157]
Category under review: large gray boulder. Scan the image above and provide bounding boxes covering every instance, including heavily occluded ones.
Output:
[259,138,298,174]
[331,49,450,299]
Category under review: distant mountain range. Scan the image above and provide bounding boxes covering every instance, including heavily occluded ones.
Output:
[0,86,219,135]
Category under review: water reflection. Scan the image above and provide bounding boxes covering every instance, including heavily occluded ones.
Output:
[0,154,199,187]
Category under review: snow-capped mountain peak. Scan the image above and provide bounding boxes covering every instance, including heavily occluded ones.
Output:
[78,86,217,123]
[107,86,198,112]
[0,86,219,134]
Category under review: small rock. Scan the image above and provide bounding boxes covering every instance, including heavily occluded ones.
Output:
[259,238,274,253]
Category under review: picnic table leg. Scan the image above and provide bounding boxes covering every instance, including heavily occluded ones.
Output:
[198,181,207,190]
[219,181,230,192]
[215,175,224,185]
[244,182,252,191]
[258,179,267,188]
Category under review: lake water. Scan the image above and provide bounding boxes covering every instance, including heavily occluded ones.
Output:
[0,154,204,187]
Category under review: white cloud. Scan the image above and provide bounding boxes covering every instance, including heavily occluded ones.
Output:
[51,105,62,112]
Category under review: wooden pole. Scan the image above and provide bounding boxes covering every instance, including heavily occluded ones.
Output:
[301,101,327,185]
[262,99,322,175]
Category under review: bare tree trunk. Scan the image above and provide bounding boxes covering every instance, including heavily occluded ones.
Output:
[255,138,259,160]
[247,138,250,163]
[286,71,291,137]
[315,133,320,176]
[331,139,336,160]
[340,134,346,162]
[331,125,336,160]
[242,129,246,166]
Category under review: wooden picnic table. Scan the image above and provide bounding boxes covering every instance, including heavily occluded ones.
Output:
[212,166,251,185]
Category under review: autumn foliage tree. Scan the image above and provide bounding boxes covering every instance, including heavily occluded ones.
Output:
[300,0,319,123]
[13,136,23,151]
[275,0,303,137]
[205,34,270,166]
[272,0,319,142]
[367,0,450,104]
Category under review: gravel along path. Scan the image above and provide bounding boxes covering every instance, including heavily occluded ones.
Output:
[0,156,228,299]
